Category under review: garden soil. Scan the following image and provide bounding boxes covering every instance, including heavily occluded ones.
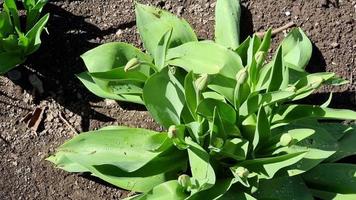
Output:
[0,0,355,199]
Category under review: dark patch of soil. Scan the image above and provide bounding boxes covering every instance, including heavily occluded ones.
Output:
[0,0,355,199]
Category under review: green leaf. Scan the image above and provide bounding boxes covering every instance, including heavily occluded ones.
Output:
[155,28,172,70]
[135,3,197,57]
[76,72,144,104]
[255,176,313,200]
[81,42,152,75]
[0,11,14,38]
[208,74,237,104]
[281,28,312,70]
[186,138,216,191]
[197,98,236,124]
[239,151,307,179]
[25,13,49,55]
[167,41,243,79]
[24,0,48,31]
[274,124,337,176]
[310,189,356,200]
[4,0,20,30]
[215,0,241,49]
[273,105,356,124]
[327,125,356,162]
[128,180,188,200]
[267,47,284,92]
[0,51,25,74]
[184,71,199,120]
[47,127,172,173]
[143,68,185,128]
[253,107,270,150]
[235,37,251,66]
[89,67,148,82]
[303,163,356,194]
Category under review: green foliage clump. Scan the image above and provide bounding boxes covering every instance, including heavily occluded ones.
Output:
[0,0,49,74]
[49,1,356,199]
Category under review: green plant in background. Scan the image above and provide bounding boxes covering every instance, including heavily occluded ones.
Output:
[50,0,356,199]
[0,0,49,74]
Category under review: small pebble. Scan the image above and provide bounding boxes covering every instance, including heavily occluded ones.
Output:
[285,11,291,16]
[330,42,340,48]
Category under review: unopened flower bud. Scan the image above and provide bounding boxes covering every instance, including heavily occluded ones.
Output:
[194,73,208,91]
[235,167,249,178]
[235,68,248,85]
[285,86,297,92]
[178,174,191,188]
[280,133,293,147]
[255,51,267,66]
[168,125,177,138]
[124,58,140,72]
[212,137,224,149]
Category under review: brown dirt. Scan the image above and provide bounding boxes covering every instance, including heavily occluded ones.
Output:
[0,0,355,199]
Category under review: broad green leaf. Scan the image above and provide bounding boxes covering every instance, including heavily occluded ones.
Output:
[24,0,48,31]
[0,12,13,38]
[219,138,249,161]
[273,124,337,176]
[25,13,49,55]
[239,151,307,179]
[267,47,284,92]
[310,189,356,200]
[273,105,356,124]
[4,0,20,30]
[246,35,261,88]
[84,149,186,193]
[239,90,295,117]
[281,28,312,70]
[253,107,270,150]
[128,180,188,200]
[89,67,148,82]
[184,71,199,120]
[143,68,185,128]
[255,176,313,200]
[327,125,356,162]
[135,3,197,57]
[81,42,152,91]
[235,37,251,66]
[215,0,241,49]
[47,127,172,172]
[155,28,172,70]
[197,98,236,124]
[186,138,216,191]
[81,42,152,75]
[76,72,144,104]
[303,163,356,194]
[0,51,25,74]
[46,152,88,173]
[167,41,243,79]
[208,74,237,104]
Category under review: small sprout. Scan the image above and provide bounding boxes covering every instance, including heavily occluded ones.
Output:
[194,73,209,91]
[168,125,177,138]
[235,167,250,179]
[124,58,141,72]
[178,174,191,189]
[280,133,293,147]
[235,68,248,84]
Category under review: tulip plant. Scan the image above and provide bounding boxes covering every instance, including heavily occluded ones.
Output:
[49,0,356,199]
[0,0,49,74]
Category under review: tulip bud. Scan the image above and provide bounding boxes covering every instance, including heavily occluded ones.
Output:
[285,86,297,92]
[280,133,293,147]
[124,58,140,72]
[178,174,191,189]
[212,137,224,149]
[235,68,248,85]
[255,51,266,66]
[194,73,209,91]
[235,167,249,179]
